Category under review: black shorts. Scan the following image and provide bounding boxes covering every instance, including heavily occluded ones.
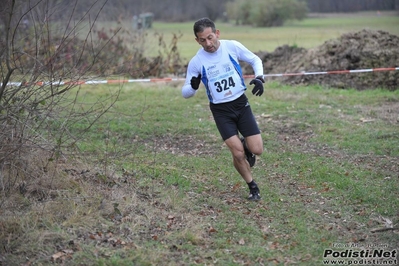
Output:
[209,94,260,141]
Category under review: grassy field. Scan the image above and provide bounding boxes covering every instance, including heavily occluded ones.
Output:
[1,12,399,266]
[2,82,398,265]
[147,11,399,59]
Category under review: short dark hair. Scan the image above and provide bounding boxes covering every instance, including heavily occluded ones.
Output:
[193,17,216,37]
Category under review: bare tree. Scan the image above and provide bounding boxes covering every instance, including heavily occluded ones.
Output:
[0,0,120,196]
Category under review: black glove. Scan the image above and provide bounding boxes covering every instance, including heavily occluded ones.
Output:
[250,76,265,96]
[190,74,202,90]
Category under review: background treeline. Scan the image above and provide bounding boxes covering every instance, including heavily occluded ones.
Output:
[307,0,399,13]
[73,0,399,21]
[3,0,397,24]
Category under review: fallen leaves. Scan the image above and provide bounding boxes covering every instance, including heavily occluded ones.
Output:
[231,182,241,192]
[208,227,217,234]
[370,215,399,233]
[87,231,128,247]
[51,249,74,263]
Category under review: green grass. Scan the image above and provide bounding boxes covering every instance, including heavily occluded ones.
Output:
[41,81,397,265]
[148,11,399,58]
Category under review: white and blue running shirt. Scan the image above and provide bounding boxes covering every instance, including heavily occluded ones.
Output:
[182,40,264,104]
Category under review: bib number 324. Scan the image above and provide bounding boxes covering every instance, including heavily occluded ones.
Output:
[215,77,236,93]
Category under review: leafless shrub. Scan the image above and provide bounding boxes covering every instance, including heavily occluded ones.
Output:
[0,0,185,207]
[0,0,120,201]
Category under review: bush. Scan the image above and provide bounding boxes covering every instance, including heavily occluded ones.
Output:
[0,0,184,199]
[226,0,308,27]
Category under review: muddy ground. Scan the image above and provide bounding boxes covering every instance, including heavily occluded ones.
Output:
[243,29,399,90]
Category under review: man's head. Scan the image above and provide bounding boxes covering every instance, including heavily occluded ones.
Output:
[193,17,220,53]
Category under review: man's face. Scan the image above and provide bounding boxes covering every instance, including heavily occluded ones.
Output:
[195,27,220,53]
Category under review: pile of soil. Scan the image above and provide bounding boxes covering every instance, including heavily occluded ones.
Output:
[246,29,399,90]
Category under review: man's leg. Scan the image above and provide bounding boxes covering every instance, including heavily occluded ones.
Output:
[241,134,263,167]
[244,134,263,156]
[224,134,262,200]
[224,135,253,183]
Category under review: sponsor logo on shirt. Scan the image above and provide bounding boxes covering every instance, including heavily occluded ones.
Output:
[208,70,220,78]
[224,90,232,97]
[207,65,216,71]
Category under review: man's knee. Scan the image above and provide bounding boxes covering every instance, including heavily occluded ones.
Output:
[246,135,263,155]
[251,146,263,156]
[232,149,246,162]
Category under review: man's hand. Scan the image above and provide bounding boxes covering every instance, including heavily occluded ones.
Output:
[249,76,265,96]
[190,74,202,90]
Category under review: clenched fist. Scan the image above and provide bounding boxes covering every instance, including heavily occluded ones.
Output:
[190,74,202,90]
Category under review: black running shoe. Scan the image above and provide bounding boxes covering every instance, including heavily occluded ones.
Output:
[248,190,261,201]
[241,137,256,167]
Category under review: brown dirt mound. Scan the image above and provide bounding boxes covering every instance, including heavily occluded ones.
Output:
[248,29,399,90]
